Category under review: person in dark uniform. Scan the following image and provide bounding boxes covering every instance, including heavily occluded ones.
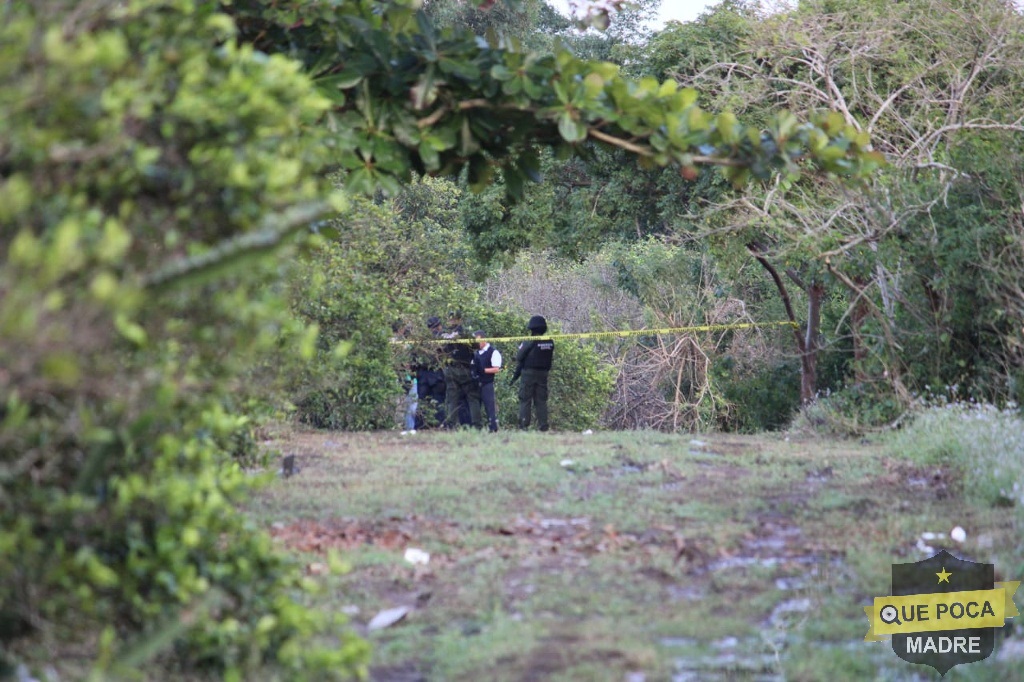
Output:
[446,311,472,424]
[510,315,554,431]
[471,331,503,432]
[412,316,447,428]
[442,321,481,429]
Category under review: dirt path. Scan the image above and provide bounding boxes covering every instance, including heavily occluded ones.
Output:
[251,429,1021,681]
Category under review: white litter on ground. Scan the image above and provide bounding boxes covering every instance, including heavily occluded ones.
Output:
[368,605,411,631]
[404,548,430,565]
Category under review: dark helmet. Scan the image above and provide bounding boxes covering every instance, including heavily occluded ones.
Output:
[426,316,442,329]
[527,315,547,335]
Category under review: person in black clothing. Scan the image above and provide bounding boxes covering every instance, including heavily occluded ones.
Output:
[446,311,473,424]
[412,316,446,428]
[471,330,503,432]
[442,321,481,429]
[510,315,554,431]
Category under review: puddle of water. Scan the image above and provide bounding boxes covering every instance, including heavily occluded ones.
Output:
[672,651,782,682]
[664,635,784,681]
[713,636,739,649]
[745,536,789,553]
[705,554,825,572]
[774,576,806,591]
[537,517,589,529]
[766,597,812,629]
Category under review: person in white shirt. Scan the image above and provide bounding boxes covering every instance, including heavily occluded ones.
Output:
[471,331,502,432]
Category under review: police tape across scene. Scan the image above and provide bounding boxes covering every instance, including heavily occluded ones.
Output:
[405,320,800,344]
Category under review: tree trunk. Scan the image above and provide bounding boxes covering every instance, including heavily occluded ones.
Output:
[800,282,824,403]
[747,243,820,404]
[850,279,869,382]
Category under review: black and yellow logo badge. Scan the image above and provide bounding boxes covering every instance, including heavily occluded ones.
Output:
[865,550,1020,675]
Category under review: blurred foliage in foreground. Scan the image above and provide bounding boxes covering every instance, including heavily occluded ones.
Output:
[0,1,366,678]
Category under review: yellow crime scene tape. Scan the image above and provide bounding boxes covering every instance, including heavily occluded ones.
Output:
[408,320,798,344]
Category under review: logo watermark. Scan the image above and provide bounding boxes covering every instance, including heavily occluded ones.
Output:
[865,549,1019,675]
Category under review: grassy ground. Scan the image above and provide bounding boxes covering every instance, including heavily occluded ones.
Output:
[248,428,1023,681]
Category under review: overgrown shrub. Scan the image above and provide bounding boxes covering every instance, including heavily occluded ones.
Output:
[716,356,801,432]
[888,401,1024,509]
[289,237,402,430]
[0,1,366,678]
[288,179,475,429]
[790,382,904,437]
[601,238,768,431]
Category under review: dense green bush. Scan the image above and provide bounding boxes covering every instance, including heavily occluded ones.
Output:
[0,1,366,678]
[789,381,904,437]
[290,231,402,430]
[288,179,475,429]
[715,356,801,432]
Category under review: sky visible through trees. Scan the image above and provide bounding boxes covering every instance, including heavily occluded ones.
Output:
[551,0,719,26]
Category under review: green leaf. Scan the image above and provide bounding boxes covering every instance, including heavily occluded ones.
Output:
[557,112,587,143]
[716,112,739,144]
[490,64,513,81]
[459,117,481,155]
[583,72,605,98]
[677,87,698,109]
[439,57,480,81]
[316,70,365,90]
[418,140,440,170]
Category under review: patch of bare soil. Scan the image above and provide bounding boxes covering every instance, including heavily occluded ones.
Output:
[269,516,462,554]
[879,457,959,499]
[520,632,636,680]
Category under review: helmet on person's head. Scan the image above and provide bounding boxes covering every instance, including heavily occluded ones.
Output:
[527,315,547,335]
[426,316,442,329]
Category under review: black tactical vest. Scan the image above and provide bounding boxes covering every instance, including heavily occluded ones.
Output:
[523,340,554,370]
[473,345,497,384]
[445,327,474,366]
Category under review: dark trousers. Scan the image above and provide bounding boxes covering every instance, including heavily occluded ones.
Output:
[479,381,498,432]
[518,368,549,431]
[416,369,446,428]
[444,365,480,428]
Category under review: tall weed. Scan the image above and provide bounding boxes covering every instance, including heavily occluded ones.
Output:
[889,402,1024,509]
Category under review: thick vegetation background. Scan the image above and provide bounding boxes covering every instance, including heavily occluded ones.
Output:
[1,0,1021,679]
